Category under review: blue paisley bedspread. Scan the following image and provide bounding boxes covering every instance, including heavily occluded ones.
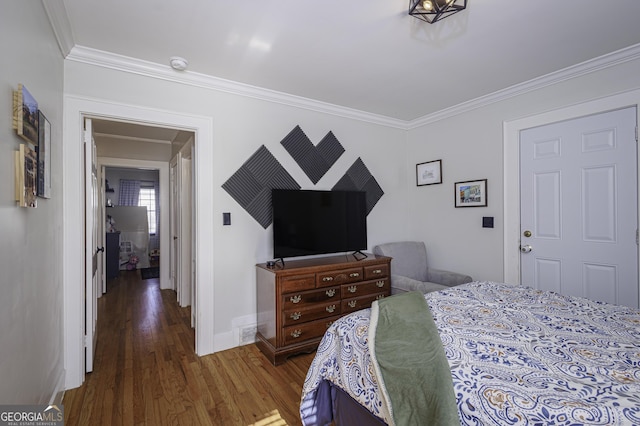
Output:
[300,281,640,425]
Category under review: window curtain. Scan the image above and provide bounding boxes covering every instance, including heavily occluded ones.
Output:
[118,179,140,206]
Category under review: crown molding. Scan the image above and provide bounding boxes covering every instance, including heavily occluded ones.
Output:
[42,0,74,57]
[65,46,409,130]
[407,43,640,129]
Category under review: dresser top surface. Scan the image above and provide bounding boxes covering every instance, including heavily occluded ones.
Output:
[256,253,390,274]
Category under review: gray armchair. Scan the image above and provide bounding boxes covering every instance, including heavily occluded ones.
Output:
[373,241,473,294]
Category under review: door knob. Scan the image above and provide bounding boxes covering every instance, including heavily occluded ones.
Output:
[523,230,532,237]
[96,246,105,253]
[520,245,532,253]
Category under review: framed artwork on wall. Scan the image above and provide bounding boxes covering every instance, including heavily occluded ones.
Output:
[15,143,38,208]
[12,84,39,146]
[416,159,442,186]
[37,111,51,198]
[455,179,487,207]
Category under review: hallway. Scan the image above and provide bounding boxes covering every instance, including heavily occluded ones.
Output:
[63,272,313,425]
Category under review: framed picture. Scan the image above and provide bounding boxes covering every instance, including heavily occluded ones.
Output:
[455,179,487,207]
[37,111,51,198]
[416,159,442,186]
[15,143,38,208]
[12,84,39,146]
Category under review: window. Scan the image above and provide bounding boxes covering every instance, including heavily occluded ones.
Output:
[138,186,157,234]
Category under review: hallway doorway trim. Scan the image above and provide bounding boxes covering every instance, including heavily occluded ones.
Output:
[63,95,215,389]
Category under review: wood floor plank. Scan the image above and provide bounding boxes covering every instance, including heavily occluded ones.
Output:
[63,270,316,425]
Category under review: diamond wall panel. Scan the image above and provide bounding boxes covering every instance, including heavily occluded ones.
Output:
[281,125,345,184]
[222,145,300,228]
[332,158,384,215]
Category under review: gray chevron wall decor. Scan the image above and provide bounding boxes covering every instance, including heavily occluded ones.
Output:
[223,128,384,228]
[280,125,345,184]
[332,157,384,215]
[222,145,300,228]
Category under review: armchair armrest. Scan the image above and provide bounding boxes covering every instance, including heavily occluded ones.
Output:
[426,268,473,287]
[390,274,449,294]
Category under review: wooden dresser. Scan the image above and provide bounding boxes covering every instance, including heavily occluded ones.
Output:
[255,253,391,365]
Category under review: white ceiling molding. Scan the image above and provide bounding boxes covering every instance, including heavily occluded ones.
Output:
[67,43,640,132]
[65,45,409,130]
[42,0,74,57]
[407,43,640,130]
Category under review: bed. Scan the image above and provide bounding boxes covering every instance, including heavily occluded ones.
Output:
[300,281,640,425]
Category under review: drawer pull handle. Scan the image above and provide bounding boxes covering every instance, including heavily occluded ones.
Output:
[322,277,334,282]
[372,269,382,274]
[376,280,385,288]
[291,329,302,338]
[326,304,336,313]
[290,295,302,304]
[347,285,357,293]
[376,294,385,300]
[348,300,357,308]
[290,312,301,320]
[325,289,336,297]
[349,272,360,278]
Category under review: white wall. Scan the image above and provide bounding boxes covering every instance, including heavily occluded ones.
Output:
[406,53,640,283]
[63,61,409,362]
[0,2,65,404]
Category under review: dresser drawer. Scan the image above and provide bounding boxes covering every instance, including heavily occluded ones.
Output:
[282,300,341,327]
[364,264,389,280]
[281,273,316,293]
[342,292,387,314]
[341,278,389,298]
[282,316,340,346]
[282,286,340,309]
[317,267,363,288]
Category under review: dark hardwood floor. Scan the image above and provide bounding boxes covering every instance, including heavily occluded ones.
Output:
[63,269,315,425]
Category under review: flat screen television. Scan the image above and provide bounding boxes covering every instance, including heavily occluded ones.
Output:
[272,189,367,260]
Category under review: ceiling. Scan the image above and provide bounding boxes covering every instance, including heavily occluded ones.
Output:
[52,0,640,123]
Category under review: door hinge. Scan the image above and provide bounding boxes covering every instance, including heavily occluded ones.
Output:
[637,229,639,245]
[635,126,638,142]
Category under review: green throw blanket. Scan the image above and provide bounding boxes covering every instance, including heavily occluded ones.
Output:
[369,291,459,426]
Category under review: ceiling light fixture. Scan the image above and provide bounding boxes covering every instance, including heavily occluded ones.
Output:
[169,56,189,71]
[409,0,467,23]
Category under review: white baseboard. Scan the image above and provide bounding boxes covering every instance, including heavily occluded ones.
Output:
[49,369,65,406]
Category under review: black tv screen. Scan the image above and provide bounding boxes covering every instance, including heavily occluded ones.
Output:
[272,189,367,259]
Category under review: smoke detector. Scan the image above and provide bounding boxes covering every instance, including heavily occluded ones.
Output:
[169,56,188,71]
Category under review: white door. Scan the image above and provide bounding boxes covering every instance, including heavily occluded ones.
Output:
[100,165,107,295]
[520,107,638,308]
[84,117,100,372]
[180,155,193,309]
[170,156,179,295]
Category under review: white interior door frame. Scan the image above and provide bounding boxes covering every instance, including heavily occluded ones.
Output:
[504,89,640,285]
[63,95,215,389]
